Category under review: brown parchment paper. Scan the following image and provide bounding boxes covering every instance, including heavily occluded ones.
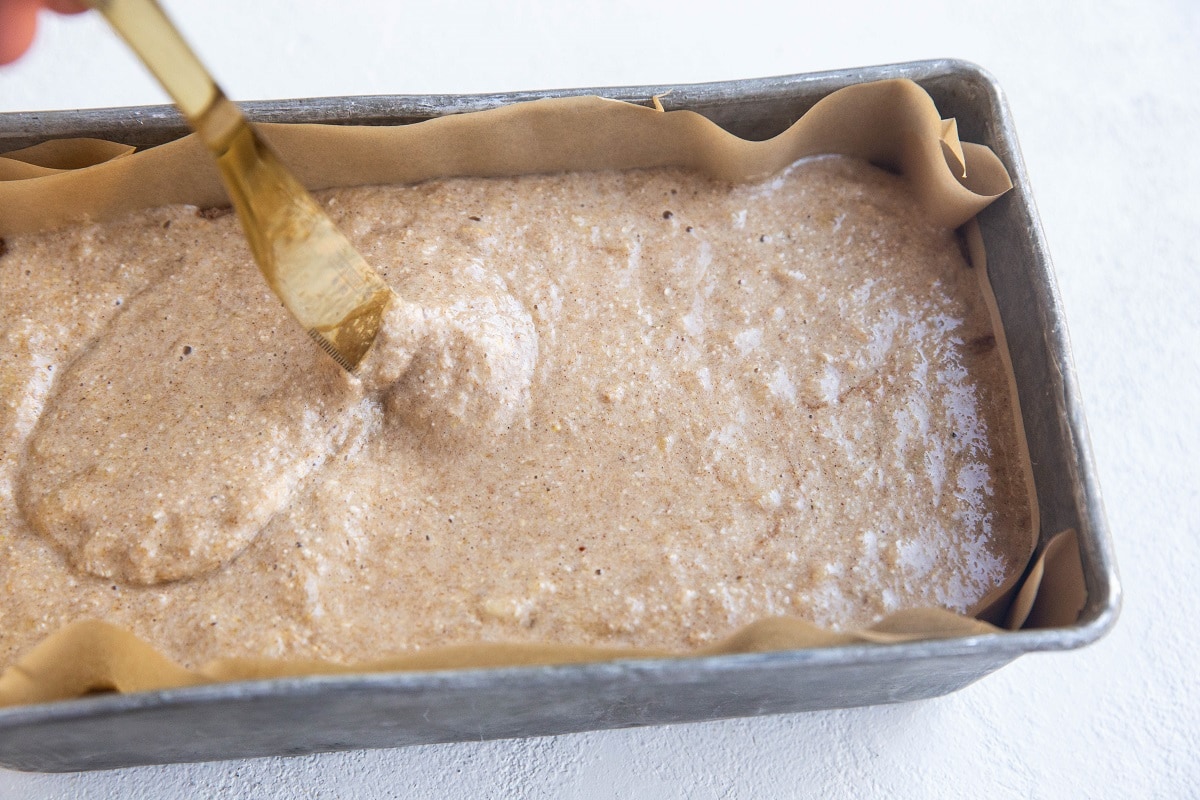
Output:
[0,79,1085,707]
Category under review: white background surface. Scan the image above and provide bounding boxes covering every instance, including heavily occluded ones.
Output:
[2,0,1197,796]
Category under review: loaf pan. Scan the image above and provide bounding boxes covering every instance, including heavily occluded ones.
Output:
[0,58,1119,772]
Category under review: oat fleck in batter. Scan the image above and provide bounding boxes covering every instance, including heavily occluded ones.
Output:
[0,157,1030,668]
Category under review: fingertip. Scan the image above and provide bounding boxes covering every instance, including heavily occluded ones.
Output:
[44,0,89,15]
[0,0,41,66]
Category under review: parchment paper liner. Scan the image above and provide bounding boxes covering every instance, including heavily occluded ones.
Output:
[0,79,1085,707]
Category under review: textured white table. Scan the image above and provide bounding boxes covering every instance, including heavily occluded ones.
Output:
[2,1,1196,796]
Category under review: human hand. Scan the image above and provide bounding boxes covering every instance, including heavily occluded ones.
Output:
[0,0,87,65]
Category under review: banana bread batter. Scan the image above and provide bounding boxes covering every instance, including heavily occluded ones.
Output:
[0,156,1031,667]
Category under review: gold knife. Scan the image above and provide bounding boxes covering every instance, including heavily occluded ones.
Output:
[86,0,394,372]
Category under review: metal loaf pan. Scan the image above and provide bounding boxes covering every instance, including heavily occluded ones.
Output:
[0,59,1119,772]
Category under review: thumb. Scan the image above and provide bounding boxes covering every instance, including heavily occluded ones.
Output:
[0,0,87,65]
[0,0,42,66]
